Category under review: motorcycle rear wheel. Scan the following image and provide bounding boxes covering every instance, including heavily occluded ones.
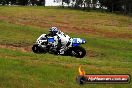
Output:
[32,44,39,53]
[72,46,86,58]
[32,44,47,53]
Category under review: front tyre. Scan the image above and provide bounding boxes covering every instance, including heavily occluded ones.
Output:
[72,46,86,58]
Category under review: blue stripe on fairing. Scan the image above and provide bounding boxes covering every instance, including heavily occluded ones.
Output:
[72,38,80,47]
[72,43,80,47]
[72,38,78,43]
[48,38,54,43]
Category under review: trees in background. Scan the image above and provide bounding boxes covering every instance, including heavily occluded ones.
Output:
[59,0,132,14]
[98,0,132,14]
[60,0,98,10]
[0,0,131,14]
[0,0,45,6]
[29,0,45,6]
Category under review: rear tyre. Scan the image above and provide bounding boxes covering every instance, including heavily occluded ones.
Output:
[32,44,39,53]
[32,44,48,54]
[72,46,86,58]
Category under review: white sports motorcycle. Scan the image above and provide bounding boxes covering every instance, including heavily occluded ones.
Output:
[32,34,86,58]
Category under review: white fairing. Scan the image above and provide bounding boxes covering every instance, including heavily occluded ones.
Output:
[53,36,59,47]
[55,32,71,47]
[36,34,47,45]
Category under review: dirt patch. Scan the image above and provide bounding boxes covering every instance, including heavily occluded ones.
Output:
[0,44,32,52]
[1,15,132,39]
[87,50,105,58]
[0,16,8,20]
[88,50,98,57]
[58,80,65,84]
[59,26,132,39]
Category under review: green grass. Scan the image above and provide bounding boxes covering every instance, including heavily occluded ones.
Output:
[0,6,132,88]
[0,21,45,45]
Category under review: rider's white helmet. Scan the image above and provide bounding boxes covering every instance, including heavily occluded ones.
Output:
[49,27,59,32]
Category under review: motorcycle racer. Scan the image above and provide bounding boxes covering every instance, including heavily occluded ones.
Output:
[32,27,86,58]
[48,27,71,54]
